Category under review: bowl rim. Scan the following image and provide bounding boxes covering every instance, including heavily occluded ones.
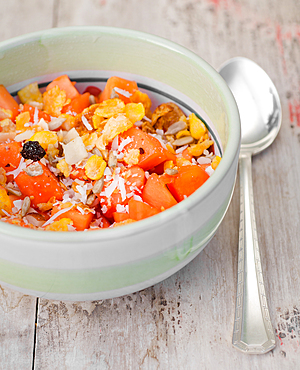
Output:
[0,26,241,242]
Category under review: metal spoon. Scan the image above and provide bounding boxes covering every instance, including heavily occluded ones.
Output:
[219,57,281,354]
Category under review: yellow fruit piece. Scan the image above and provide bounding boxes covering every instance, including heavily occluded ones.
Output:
[166,143,175,154]
[47,144,59,158]
[29,130,58,150]
[94,98,125,118]
[59,201,73,210]
[45,218,73,231]
[16,111,31,131]
[0,118,16,133]
[85,155,107,180]
[211,155,221,170]
[0,185,12,216]
[124,149,140,165]
[124,102,145,123]
[189,113,207,140]
[17,82,43,104]
[197,132,209,143]
[113,219,136,227]
[176,129,191,139]
[37,197,56,212]
[188,139,213,157]
[59,114,76,131]
[164,160,174,171]
[0,108,13,120]
[92,114,105,130]
[82,132,98,151]
[43,86,69,117]
[130,90,152,117]
[57,159,72,178]
[176,157,192,167]
[96,114,133,150]
[0,168,7,186]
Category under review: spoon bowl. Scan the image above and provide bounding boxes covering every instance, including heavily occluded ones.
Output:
[219,57,281,154]
[219,57,281,354]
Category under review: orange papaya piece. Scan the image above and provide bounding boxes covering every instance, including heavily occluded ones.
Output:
[100,76,138,104]
[128,198,159,221]
[113,211,130,223]
[167,165,209,202]
[62,92,91,114]
[0,85,19,120]
[22,103,51,122]
[15,162,64,206]
[142,173,177,211]
[51,205,93,231]
[121,127,176,171]
[46,74,80,100]
[0,141,22,172]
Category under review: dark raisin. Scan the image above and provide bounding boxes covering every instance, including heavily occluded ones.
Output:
[139,147,145,154]
[21,141,46,162]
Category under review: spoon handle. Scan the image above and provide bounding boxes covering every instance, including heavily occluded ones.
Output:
[232,153,276,353]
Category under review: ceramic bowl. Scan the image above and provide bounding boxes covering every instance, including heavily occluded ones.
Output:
[0,27,240,301]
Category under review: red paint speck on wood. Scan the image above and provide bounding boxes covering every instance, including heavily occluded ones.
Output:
[276,24,287,75]
[277,333,283,345]
[296,26,300,44]
[208,0,228,7]
[289,100,300,126]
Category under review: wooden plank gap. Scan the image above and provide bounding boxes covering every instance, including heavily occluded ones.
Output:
[31,297,40,370]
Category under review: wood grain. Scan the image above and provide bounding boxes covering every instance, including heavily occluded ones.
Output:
[0,0,299,368]
[0,286,36,370]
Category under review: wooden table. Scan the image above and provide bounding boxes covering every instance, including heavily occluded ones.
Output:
[0,0,299,368]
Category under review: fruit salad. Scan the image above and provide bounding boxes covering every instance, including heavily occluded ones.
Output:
[0,75,221,231]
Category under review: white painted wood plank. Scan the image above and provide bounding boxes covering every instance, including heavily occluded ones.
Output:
[0,286,37,370]
[0,0,299,368]
[0,0,54,42]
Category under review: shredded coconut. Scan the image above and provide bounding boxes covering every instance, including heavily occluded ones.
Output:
[118,137,132,152]
[142,115,151,122]
[150,133,167,149]
[101,204,108,214]
[104,174,119,198]
[76,205,85,214]
[133,194,143,202]
[33,107,39,125]
[111,135,119,151]
[82,115,93,131]
[75,184,89,204]
[113,87,132,98]
[116,204,127,213]
[42,206,73,227]
[1,209,11,217]
[118,176,127,202]
[176,145,188,154]
[61,177,74,187]
[6,157,26,178]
